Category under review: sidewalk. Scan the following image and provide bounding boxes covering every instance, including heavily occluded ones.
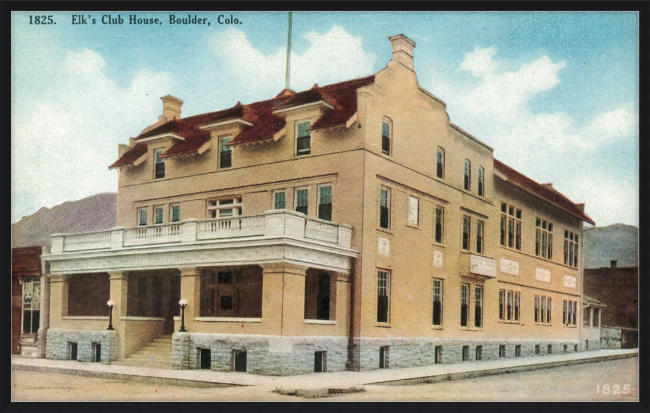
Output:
[12,348,638,394]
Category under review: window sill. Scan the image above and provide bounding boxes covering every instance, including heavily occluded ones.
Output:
[62,316,109,321]
[534,323,553,327]
[376,228,394,236]
[431,325,444,330]
[405,223,420,230]
[563,325,578,328]
[121,316,164,322]
[189,317,263,323]
[374,323,391,328]
[460,326,483,332]
[304,319,336,325]
[498,320,522,325]
[432,242,446,248]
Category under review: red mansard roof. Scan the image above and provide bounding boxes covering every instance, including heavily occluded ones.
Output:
[109,75,375,167]
[494,159,595,225]
[12,246,42,278]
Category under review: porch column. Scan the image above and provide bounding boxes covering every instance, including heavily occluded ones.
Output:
[589,307,594,328]
[597,307,602,328]
[333,273,351,323]
[261,264,308,336]
[178,267,201,331]
[37,274,51,358]
[108,272,128,357]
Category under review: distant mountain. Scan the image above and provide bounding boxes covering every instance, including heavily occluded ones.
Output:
[12,193,117,248]
[583,223,638,269]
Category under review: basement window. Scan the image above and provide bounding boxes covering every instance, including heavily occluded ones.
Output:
[314,351,327,373]
[233,350,247,372]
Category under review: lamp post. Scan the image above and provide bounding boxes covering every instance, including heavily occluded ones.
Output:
[106,300,115,331]
[179,298,188,332]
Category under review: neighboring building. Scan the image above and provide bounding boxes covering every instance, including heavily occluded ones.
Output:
[12,247,43,357]
[581,295,606,351]
[584,260,638,349]
[41,34,594,374]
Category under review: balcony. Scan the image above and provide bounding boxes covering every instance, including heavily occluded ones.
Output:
[45,210,356,275]
[460,253,497,278]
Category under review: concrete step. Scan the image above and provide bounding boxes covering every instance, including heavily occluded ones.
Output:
[111,360,171,369]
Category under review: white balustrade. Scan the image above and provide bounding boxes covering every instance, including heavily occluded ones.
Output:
[304,218,339,244]
[124,223,183,246]
[50,211,353,253]
[197,215,265,240]
[63,230,112,252]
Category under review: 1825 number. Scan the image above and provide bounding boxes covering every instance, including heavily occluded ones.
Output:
[29,15,55,25]
[596,384,633,395]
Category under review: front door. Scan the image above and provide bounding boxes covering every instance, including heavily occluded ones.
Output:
[162,275,180,335]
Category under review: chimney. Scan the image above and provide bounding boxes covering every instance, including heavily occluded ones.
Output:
[541,182,553,189]
[159,95,184,122]
[610,260,617,269]
[576,203,585,212]
[388,34,416,70]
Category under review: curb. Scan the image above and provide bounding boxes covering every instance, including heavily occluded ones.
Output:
[368,352,638,386]
[11,364,238,388]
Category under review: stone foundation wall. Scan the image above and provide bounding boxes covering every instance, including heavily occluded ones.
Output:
[46,330,118,364]
[601,327,622,349]
[172,333,348,375]
[356,338,581,371]
[171,333,581,375]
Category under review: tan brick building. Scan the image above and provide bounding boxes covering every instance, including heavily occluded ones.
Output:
[41,34,595,374]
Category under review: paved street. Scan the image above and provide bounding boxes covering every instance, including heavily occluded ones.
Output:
[12,357,638,402]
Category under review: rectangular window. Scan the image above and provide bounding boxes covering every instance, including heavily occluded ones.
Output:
[200,348,211,370]
[208,198,243,219]
[435,346,443,364]
[295,188,308,215]
[514,292,520,322]
[219,136,232,169]
[464,160,471,190]
[377,270,390,323]
[515,345,521,357]
[478,166,485,196]
[548,344,553,354]
[314,351,327,373]
[592,308,599,327]
[233,350,247,372]
[476,220,485,254]
[154,205,164,224]
[564,231,579,268]
[318,185,332,221]
[499,289,505,320]
[21,277,41,335]
[380,187,390,229]
[500,203,522,250]
[154,149,165,179]
[547,297,552,323]
[460,283,469,327]
[536,218,554,259]
[170,203,180,222]
[382,120,391,155]
[436,148,445,179]
[476,345,483,361]
[379,346,389,369]
[500,289,520,322]
[273,190,286,210]
[462,215,471,251]
[432,279,443,326]
[296,121,311,156]
[474,286,483,328]
[534,295,540,323]
[499,345,506,358]
[535,344,540,354]
[137,207,147,226]
[462,345,470,362]
[435,206,444,243]
[407,196,419,226]
[563,299,578,326]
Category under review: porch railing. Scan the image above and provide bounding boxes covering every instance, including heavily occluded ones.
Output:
[50,210,353,253]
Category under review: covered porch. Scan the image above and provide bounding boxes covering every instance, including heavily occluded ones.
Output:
[41,210,356,366]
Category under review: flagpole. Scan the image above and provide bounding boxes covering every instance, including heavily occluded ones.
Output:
[285,12,292,90]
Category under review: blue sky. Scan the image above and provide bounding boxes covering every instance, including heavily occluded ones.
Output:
[11,11,639,227]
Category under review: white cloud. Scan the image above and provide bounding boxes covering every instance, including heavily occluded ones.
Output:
[12,48,173,222]
[209,26,376,98]
[425,46,638,226]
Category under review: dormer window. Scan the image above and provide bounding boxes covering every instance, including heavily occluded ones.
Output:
[154,149,165,179]
[296,121,311,156]
[382,119,391,155]
[219,137,232,169]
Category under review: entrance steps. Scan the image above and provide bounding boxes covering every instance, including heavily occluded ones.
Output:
[112,335,173,370]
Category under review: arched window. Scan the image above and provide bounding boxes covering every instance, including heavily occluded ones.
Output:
[436,147,445,179]
[382,118,392,155]
[478,166,485,196]
[464,159,472,190]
